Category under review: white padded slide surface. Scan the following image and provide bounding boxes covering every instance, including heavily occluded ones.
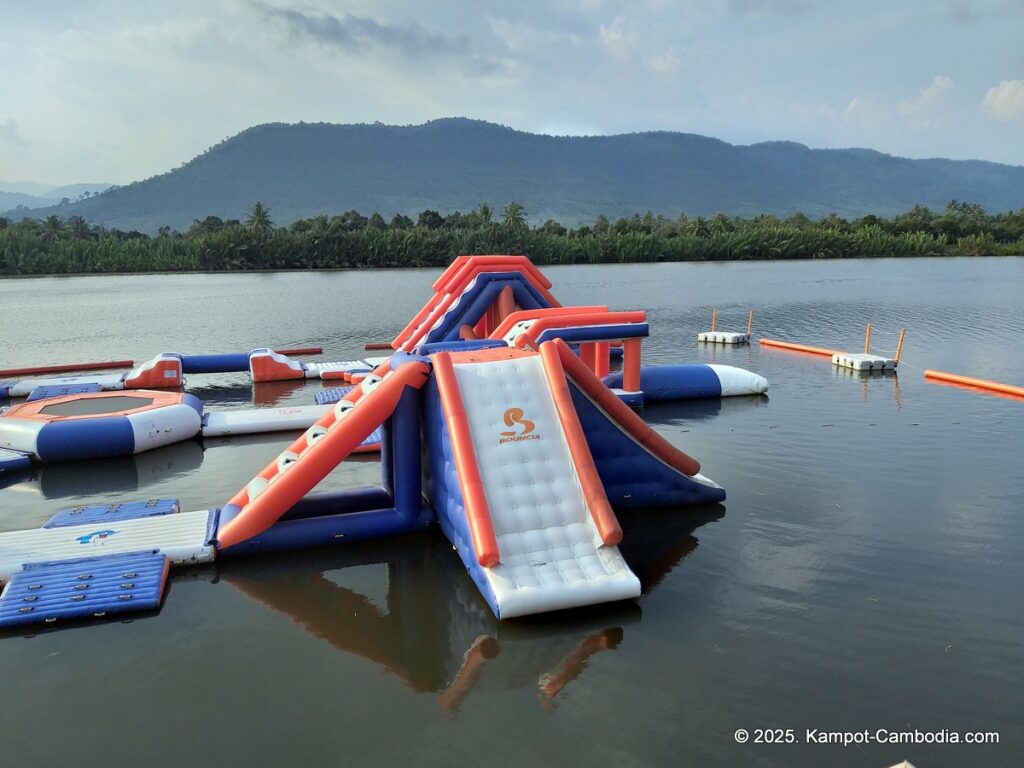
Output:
[0,509,215,583]
[453,355,640,618]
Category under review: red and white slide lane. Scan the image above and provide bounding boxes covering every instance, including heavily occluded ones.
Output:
[434,347,641,619]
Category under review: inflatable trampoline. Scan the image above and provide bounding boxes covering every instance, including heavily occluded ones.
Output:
[0,390,203,462]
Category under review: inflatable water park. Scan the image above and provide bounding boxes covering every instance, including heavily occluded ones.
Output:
[0,255,772,628]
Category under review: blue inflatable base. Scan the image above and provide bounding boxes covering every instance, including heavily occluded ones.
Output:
[0,551,170,628]
[0,448,32,474]
[603,365,723,401]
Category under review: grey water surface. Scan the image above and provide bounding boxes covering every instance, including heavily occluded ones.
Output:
[0,257,1021,768]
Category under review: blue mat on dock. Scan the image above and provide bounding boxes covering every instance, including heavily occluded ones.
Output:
[314,386,355,405]
[43,499,180,529]
[26,382,104,402]
[0,551,170,628]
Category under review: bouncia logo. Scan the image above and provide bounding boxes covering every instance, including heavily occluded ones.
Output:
[76,529,117,544]
[499,407,541,445]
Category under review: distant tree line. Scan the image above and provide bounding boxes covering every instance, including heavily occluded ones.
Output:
[1,200,1022,276]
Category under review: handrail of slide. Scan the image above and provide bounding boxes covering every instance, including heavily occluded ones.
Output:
[538,343,623,546]
[431,352,501,567]
[548,338,701,477]
[215,359,430,549]
[515,311,647,346]
[489,306,609,341]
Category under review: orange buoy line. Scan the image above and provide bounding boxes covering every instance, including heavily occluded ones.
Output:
[0,360,135,377]
[273,347,322,357]
[758,339,840,358]
[923,370,1024,399]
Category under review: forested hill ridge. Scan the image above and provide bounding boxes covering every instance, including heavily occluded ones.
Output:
[11,118,1024,233]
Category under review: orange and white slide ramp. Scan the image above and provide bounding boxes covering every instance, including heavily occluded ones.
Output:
[433,348,640,619]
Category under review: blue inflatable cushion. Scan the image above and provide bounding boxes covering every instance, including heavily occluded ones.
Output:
[43,498,180,529]
[26,383,104,402]
[314,386,355,405]
[0,551,170,628]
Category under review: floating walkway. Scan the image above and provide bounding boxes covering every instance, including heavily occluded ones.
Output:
[0,347,324,399]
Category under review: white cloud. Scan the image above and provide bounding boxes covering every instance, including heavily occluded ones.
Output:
[488,17,583,52]
[899,75,953,116]
[982,79,1024,121]
[647,45,681,75]
[598,17,637,58]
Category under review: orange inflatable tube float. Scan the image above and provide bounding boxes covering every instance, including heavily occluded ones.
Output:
[432,352,501,567]
[539,343,623,546]
[924,370,1024,399]
[759,339,840,357]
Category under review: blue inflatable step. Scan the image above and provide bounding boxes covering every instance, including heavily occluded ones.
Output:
[0,448,32,474]
[43,499,181,529]
[26,382,104,402]
[314,386,355,405]
[0,551,170,628]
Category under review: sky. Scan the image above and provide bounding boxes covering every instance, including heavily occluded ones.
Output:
[2,0,1023,186]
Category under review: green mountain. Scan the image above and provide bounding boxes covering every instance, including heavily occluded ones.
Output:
[9,118,1024,233]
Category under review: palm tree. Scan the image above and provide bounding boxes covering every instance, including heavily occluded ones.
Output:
[68,215,94,240]
[476,203,493,225]
[40,214,66,242]
[503,201,527,231]
[245,201,273,234]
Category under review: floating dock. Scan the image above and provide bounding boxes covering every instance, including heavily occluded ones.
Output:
[697,309,753,345]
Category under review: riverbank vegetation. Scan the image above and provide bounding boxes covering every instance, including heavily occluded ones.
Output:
[1,201,1022,275]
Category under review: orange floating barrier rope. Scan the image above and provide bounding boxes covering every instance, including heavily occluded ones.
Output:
[923,370,1024,399]
[758,339,840,357]
[273,347,322,357]
[0,360,134,377]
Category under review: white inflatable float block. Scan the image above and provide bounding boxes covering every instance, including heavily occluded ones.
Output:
[708,364,770,395]
[0,509,215,583]
[202,405,331,437]
[697,331,750,344]
[832,352,896,371]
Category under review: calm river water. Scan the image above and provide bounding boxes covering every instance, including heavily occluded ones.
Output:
[0,258,1022,768]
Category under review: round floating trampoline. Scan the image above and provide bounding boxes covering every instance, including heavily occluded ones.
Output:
[0,390,203,462]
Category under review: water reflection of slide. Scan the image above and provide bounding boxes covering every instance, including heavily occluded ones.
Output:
[220,504,723,712]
